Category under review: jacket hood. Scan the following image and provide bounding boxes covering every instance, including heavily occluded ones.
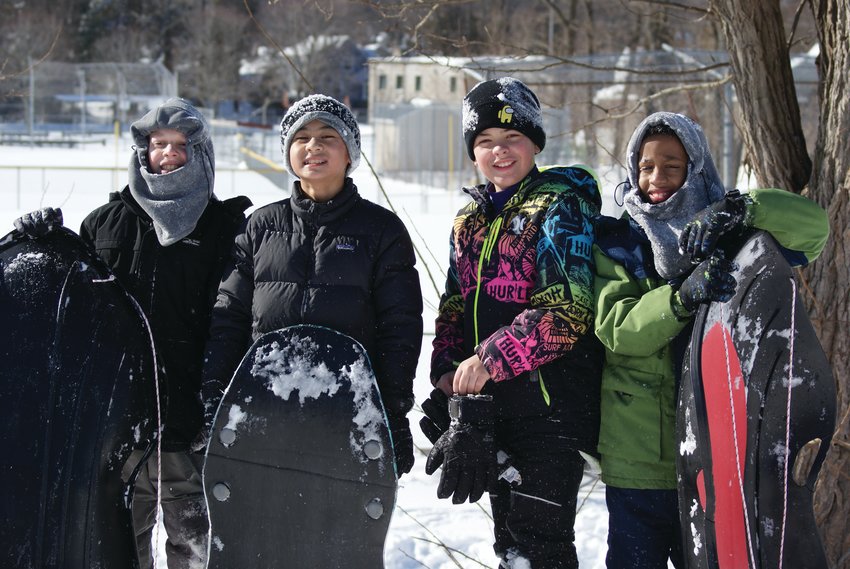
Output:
[624,112,724,204]
[541,164,603,212]
[131,97,214,173]
[463,164,602,218]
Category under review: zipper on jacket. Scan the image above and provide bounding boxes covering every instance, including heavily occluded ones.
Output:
[301,222,316,319]
[473,216,503,346]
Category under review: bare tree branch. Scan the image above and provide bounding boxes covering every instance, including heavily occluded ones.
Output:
[241,0,314,92]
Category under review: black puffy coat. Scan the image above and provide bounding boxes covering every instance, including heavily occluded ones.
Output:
[79,187,250,451]
[204,179,423,425]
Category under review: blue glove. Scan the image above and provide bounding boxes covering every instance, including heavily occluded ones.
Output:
[425,394,496,504]
[14,207,64,238]
[677,252,738,313]
[679,193,749,262]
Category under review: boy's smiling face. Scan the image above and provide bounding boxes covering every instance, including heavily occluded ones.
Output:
[472,127,539,192]
[289,119,350,202]
[637,133,688,204]
[147,128,188,174]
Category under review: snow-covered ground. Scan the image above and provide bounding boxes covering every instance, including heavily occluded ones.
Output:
[0,128,614,568]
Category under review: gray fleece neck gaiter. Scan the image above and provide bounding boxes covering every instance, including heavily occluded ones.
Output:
[129,150,214,246]
[127,98,216,246]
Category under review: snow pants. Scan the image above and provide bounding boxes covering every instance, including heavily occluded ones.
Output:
[122,449,209,569]
[605,486,684,569]
[490,416,586,569]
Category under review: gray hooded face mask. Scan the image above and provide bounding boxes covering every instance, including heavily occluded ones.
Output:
[622,112,726,279]
[129,97,215,246]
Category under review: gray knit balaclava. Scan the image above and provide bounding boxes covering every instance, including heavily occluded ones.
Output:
[462,77,546,160]
[280,94,361,177]
[622,112,726,279]
[129,97,215,246]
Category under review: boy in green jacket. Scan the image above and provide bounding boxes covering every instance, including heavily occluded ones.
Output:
[593,112,828,569]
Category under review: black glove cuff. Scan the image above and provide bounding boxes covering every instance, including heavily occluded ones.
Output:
[725,190,751,224]
[448,394,494,425]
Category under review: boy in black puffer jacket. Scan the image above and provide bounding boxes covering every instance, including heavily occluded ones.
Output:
[201,95,423,477]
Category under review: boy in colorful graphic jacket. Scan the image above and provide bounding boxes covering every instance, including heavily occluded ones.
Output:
[423,77,604,569]
[594,111,828,569]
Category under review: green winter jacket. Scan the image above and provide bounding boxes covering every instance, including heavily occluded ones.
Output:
[594,188,829,489]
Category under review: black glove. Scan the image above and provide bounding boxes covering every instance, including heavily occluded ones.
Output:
[387,414,414,477]
[14,207,64,238]
[419,388,450,444]
[425,394,496,504]
[192,378,226,453]
[677,252,738,313]
[679,193,749,262]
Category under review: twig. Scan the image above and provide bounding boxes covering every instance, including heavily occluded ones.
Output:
[397,505,467,567]
[241,0,313,91]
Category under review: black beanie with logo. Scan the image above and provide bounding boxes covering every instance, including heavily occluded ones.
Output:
[462,77,546,160]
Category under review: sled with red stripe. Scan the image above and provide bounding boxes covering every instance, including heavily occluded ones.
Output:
[677,231,834,569]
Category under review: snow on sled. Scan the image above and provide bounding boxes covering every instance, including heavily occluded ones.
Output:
[0,228,158,569]
[203,324,397,568]
[677,230,834,569]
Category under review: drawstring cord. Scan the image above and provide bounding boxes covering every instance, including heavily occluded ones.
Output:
[720,275,797,569]
[473,216,503,346]
[614,180,630,207]
[779,277,797,568]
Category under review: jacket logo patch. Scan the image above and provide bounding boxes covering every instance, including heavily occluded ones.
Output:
[336,240,356,252]
[508,215,527,234]
[497,105,514,124]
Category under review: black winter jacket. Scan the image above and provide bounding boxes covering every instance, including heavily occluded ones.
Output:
[203,179,423,427]
[79,187,251,451]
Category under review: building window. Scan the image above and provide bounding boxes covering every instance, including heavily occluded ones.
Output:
[378,74,387,90]
[450,77,457,93]
[396,75,404,89]
[415,76,422,91]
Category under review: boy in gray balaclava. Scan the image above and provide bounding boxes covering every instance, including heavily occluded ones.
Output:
[592,112,828,569]
[14,98,251,569]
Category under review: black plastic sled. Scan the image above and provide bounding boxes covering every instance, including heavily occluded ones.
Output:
[203,324,398,568]
[0,228,158,569]
[677,231,835,569]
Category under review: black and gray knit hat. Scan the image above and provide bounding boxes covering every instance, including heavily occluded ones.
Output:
[462,77,546,160]
[280,94,361,177]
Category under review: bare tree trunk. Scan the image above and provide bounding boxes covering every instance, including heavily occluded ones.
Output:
[710,0,850,566]
[709,0,811,192]
[806,1,850,565]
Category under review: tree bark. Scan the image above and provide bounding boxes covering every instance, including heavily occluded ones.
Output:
[806,1,850,566]
[711,0,850,566]
[709,0,811,192]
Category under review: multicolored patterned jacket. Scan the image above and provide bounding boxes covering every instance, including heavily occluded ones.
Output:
[431,165,604,448]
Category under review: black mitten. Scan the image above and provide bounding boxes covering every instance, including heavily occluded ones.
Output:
[679,192,749,262]
[419,388,450,444]
[424,394,496,504]
[14,207,64,238]
[677,252,738,313]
